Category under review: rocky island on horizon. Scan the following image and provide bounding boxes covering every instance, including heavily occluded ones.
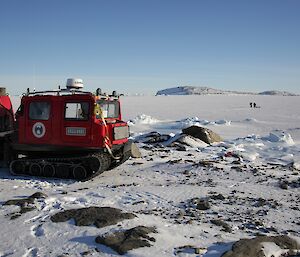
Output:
[156,86,298,96]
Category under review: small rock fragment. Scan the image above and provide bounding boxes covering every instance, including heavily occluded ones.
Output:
[196,200,211,210]
[211,219,232,232]
[279,181,289,190]
[210,193,226,201]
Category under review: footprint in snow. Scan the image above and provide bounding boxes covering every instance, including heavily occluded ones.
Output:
[22,248,38,257]
[31,224,44,237]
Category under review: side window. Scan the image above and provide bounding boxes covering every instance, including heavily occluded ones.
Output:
[100,103,116,118]
[65,102,89,120]
[29,102,51,120]
[97,101,119,118]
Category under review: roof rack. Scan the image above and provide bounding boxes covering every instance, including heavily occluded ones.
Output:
[95,88,120,100]
[24,87,121,100]
[25,88,93,96]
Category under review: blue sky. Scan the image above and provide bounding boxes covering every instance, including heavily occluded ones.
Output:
[1,0,300,95]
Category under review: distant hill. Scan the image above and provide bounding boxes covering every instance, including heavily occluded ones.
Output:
[156,86,297,96]
[258,90,297,96]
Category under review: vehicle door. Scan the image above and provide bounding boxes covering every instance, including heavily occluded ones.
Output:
[26,100,52,144]
[62,100,92,145]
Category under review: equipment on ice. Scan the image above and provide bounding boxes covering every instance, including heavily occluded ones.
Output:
[0,79,138,180]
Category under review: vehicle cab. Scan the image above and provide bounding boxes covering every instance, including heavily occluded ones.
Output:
[14,79,129,155]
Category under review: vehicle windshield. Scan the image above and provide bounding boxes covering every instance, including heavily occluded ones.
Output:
[96,100,119,119]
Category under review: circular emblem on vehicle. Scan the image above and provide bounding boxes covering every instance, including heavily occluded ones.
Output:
[32,122,46,138]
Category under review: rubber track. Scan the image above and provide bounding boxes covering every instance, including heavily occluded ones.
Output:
[9,152,112,181]
[108,150,131,170]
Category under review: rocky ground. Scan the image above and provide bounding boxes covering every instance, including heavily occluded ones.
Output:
[0,135,299,256]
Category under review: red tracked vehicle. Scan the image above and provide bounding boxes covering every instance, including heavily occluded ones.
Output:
[0,79,137,180]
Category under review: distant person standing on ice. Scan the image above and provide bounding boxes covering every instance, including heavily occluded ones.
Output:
[253,102,257,108]
[250,102,253,108]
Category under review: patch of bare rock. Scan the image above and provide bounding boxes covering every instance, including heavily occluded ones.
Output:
[3,192,48,219]
[51,207,159,254]
[222,235,300,257]
[51,206,136,228]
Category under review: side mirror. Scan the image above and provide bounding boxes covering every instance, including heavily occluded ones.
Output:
[96,88,102,96]
[16,104,24,117]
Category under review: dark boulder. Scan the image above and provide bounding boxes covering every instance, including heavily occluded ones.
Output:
[51,206,136,228]
[182,126,223,144]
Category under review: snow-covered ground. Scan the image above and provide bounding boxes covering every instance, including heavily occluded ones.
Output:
[122,95,300,143]
[1,95,299,257]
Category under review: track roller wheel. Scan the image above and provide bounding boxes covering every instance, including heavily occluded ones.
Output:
[29,163,42,176]
[72,165,87,180]
[87,156,101,172]
[55,164,70,178]
[43,164,55,177]
[10,160,26,174]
